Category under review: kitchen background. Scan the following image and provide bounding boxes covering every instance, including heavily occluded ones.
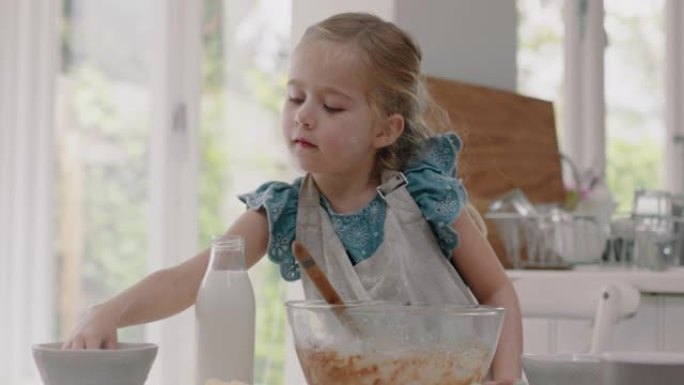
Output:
[1,0,682,384]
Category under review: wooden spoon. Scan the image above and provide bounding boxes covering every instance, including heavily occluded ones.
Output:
[292,240,364,337]
[292,241,344,304]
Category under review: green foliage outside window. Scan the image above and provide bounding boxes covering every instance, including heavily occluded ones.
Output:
[518,0,666,214]
[199,1,289,383]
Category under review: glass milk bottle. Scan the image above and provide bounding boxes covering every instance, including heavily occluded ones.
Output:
[195,235,255,385]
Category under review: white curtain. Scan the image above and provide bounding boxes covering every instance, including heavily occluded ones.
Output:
[0,0,59,384]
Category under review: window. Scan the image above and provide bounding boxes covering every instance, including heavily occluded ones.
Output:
[604,0,666,211]
[518,0,669,212]
[517,0,564,127]
[58,0,296,383]
[56,0,154,344]
[3,0,296,383]
[199,0,293,383]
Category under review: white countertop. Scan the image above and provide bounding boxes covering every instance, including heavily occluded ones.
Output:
[507,265,684,295]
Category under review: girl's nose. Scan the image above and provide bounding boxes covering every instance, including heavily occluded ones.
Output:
[294,104,314,129]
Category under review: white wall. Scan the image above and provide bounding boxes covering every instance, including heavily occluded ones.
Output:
[291,0,395,46]
[290,0,517,91]
[395,0,517,91]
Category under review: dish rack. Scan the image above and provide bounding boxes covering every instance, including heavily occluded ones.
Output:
[485,211,607,269]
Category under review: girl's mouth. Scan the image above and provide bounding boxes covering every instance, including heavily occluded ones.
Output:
[294,138,317,149]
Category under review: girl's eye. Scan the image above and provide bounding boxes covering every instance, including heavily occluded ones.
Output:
[288,97,304,104]
[324,105,345,113]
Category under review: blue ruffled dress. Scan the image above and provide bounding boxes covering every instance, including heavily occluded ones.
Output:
[238,133,469,281]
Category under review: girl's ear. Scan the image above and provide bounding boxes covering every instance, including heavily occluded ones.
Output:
[373,113,405,149]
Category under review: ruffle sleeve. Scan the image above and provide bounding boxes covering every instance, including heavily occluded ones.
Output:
[238,180,301,281]
[404,133,469,257]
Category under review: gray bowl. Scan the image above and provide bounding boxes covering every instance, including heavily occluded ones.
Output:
[523,353,601,385]
[601,351,684,385]
[33,342,158,385]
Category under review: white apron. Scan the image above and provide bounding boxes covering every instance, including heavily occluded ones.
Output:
[295,172,477,305]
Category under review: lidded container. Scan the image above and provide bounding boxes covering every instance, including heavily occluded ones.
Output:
[195,235,255,385]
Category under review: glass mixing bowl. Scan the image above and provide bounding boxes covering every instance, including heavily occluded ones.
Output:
[286,301,504,385]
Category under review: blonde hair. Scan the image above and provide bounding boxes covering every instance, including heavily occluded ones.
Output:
[301,12,452,172]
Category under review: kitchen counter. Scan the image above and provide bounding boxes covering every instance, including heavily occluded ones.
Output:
[508,265,684,354]
[507,265,684,294]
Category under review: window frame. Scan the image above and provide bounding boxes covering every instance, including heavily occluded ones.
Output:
[562,0,606,177]
[139,0,203,384]
[562,0,684,194]
[666,0,684,193]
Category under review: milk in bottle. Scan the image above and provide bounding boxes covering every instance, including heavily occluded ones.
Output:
[195,235,255,385]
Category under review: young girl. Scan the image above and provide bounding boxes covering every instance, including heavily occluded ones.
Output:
[64,12,523,384]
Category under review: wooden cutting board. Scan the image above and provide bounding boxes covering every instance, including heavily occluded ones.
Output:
[426,76,566,268]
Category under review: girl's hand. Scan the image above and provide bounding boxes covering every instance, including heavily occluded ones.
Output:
[61,304,119,350]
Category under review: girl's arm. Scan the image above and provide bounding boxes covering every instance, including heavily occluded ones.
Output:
[64,208,269,349]
[451,210,523,384]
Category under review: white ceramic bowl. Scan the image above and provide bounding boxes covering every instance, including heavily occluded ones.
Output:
[601,351,684,385]
[33,342,158,385]
[522,353,601,385]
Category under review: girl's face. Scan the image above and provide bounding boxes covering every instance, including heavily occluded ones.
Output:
[282,40,382,176]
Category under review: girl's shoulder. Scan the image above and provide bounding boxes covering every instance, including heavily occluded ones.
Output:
[403,133,468,256]
[238,178,303,281]
[406,132,462,176]
[238,178,302,211]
